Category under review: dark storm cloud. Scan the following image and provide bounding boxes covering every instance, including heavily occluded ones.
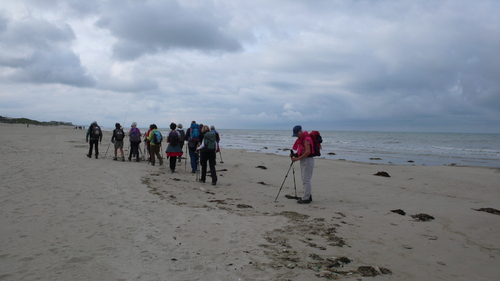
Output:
[95,1,242,61]
[0,14,95,87]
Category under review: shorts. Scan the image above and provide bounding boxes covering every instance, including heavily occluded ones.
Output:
[114,140,124,149]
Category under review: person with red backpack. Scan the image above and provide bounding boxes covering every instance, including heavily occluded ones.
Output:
[291,125,316,204]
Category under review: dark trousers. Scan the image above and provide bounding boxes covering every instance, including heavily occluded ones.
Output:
[149,145,163,165]
[169,156,177,171]
[88,140,99,156]
[200,150,217,184]
[129,141,140,160]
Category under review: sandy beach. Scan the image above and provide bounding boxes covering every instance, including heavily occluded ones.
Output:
[1,123,499,281]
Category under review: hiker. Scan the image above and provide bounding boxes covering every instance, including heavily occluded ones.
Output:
[128,122,142,162]
[291,125,314,204]
[144,126,153,163]
[147,124,163,166]
[176,124,186,163]
[210,125,220,142]
[197,125,218,185]
[86,121,102,159]
[210,125,221,152]
[185,121,200,173]
[166,122,183,173]
[111,123,125,161]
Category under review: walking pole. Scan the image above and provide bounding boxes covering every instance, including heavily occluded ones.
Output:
[184,145,188,172]
[104,141,112,159]
[219,149,224,164]
[196,150,200,182]
[274,160,294,202]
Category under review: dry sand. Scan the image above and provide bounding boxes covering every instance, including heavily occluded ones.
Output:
[1,123,499,281]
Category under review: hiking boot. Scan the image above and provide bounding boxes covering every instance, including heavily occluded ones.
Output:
[95,155,98,159]
[122,156,125,162]
[136,159,140,162]
[297,196,312,204]
[87,154,91,158]
[113,157,117,161]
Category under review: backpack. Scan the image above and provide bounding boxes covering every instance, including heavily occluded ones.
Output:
[204,132,217,151]
[152,131,162,145]
[189,127,199,141]
[92,125,101,138]
[129,128,141,142]
[309,130,323,157]
[115,129,124,141]
[169,131,180,146]
[188,127,200,148]
[177,129,185,143]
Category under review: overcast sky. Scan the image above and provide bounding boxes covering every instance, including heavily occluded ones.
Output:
[1,0,499,133]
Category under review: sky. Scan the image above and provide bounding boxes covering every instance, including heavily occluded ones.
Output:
[1,0,499,133]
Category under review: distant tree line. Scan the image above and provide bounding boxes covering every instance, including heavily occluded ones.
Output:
[0,116,73,126]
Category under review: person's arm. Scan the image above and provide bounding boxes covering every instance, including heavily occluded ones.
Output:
[197,139,205,150]
[292,139,311,161]
[86,126,92,142]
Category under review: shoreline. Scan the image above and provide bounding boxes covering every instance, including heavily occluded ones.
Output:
[68,124,500,168]
[1,123,499,280]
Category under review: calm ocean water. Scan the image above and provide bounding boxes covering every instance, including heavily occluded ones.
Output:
[216,129,500,168]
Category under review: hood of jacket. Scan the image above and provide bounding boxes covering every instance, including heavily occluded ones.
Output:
[204,131,216,142]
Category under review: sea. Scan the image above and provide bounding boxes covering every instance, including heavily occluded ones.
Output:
[98,127,499,168]
[216,130,500,168]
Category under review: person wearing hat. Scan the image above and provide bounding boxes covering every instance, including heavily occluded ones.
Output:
[291,125,314,204]
[128,122,142,162]
[176,124,186,163]
[112,123,125,161]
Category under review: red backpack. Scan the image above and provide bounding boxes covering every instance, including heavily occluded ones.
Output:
[309,130,323,157]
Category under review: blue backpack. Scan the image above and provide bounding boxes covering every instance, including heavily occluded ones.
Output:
[152,131,162,145]
[188,126,199,148]
[190,127,199,140]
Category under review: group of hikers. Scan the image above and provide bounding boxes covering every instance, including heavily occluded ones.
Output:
[85,120,220,185]
[86,121,317,204]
